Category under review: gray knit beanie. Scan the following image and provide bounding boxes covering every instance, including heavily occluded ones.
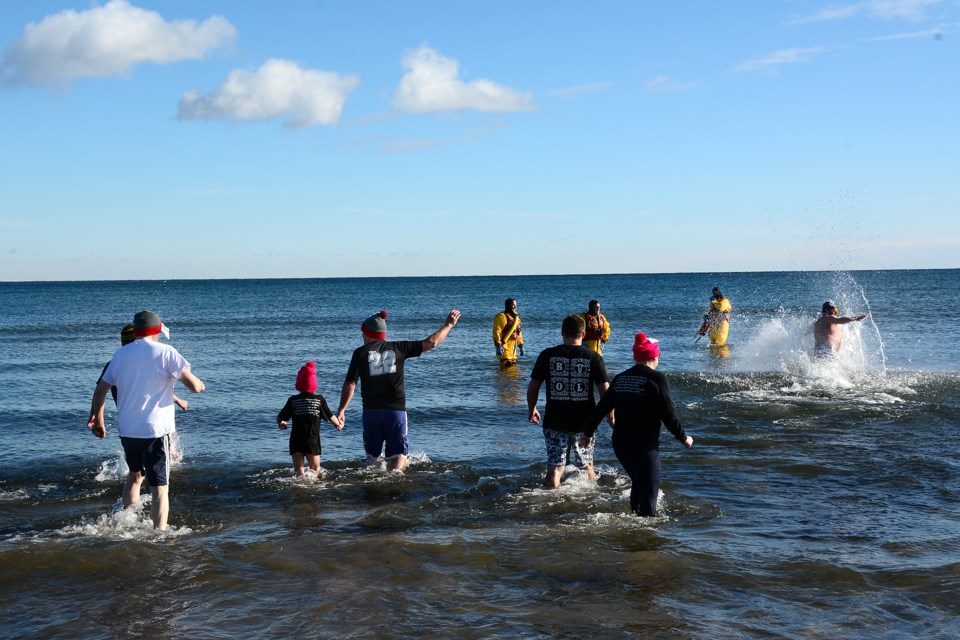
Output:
[361,310,388,339]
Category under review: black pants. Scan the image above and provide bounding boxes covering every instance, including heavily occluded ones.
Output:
[612,434,661,516]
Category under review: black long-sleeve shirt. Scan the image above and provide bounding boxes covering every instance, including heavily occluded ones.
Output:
[588,364,687,445]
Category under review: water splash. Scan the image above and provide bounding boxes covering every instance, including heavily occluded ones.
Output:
[94,451,128,482]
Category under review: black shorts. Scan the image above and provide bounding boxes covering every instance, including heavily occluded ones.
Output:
[120,436,170,486]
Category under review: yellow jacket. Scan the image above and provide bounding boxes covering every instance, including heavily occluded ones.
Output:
[580,312,610,355]
[493,312,523,363]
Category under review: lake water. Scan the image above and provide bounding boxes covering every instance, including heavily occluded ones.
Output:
[1,270,958,638]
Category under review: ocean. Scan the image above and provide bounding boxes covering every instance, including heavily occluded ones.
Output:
[1,270,959,638]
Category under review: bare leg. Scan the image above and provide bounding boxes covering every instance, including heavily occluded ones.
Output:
[387,454,408,473]
[292,453,306,477]
[151,485,169,530]
[123,471,145,508]
[583,462,596,482]
[306,454,321,475]
[543,465,563,489]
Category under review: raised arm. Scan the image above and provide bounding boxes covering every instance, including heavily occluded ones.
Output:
[422,309,461,352]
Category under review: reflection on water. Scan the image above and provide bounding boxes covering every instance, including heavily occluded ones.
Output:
[494,362,526,407]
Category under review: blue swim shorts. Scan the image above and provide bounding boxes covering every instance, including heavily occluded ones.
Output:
[543,428,594,468]
[362,409,409,460]
[120,435,170,486]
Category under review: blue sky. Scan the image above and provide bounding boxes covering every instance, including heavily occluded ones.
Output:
[1,0,957,281]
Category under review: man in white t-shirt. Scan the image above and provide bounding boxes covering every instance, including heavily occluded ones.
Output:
[88,310,204,530]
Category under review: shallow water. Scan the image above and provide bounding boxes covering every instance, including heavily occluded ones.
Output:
[2,271,959,638]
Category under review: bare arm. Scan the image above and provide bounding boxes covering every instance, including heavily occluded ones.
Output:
[87,380,113,439]
[527,378,543,424]
[421,309,461,352]
[337,381,356,424]
[178,368,205,393]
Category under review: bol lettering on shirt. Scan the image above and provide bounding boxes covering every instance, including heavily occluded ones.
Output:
[530,343,608,433]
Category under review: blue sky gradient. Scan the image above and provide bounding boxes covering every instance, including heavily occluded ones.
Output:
[1,1,957,280]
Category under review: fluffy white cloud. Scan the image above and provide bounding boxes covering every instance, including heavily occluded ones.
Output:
[0,0,235,85]
[178,59,360,128]
[394,45,533,113]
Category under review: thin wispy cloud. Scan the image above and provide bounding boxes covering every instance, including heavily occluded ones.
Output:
[394,45,534,114]
[868,28,944,40]
[178,59,360,129]
[734,47,828,72]
[792,0,942,24]
[548,82,612,98]
[644,75,698,93]
[0,0,235,86]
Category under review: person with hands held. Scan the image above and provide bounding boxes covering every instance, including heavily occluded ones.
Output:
[338,309,461,473]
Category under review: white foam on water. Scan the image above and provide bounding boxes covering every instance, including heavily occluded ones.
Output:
[0,489,30,502]
[34,497,195,541]
[94,451,128,482]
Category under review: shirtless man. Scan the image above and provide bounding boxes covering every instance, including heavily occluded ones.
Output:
[813,301,866,357]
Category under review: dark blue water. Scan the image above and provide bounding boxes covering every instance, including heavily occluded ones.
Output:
[2,271,959,638]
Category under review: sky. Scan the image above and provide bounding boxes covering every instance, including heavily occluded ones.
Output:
[1,0,958,281]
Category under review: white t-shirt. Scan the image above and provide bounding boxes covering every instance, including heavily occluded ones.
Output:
[102,338,189,438]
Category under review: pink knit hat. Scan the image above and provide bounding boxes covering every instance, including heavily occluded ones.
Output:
[295,361,317,393]
[632,332,661,361]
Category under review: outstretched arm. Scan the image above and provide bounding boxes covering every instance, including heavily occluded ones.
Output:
[422,309,461,352]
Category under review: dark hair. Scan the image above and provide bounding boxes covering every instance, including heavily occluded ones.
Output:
[712,287,723,299]
[562,314,586,338]
[504,298,517,313]
[588,299,600,310]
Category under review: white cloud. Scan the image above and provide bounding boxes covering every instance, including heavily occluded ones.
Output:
[0,0,235,86]
[734,47,828,72]
[644,75,698,93]
[178,59,360,128]
[794,0,942,24]
[394,45,533,113]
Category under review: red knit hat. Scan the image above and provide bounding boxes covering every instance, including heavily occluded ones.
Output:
[632,332,661,361]
[361,310,388,340]
[295,361,317,393]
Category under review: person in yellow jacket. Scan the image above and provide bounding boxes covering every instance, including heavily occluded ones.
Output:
[580,300,611,355]
[493,298,524,367]
[698,287,732,346]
